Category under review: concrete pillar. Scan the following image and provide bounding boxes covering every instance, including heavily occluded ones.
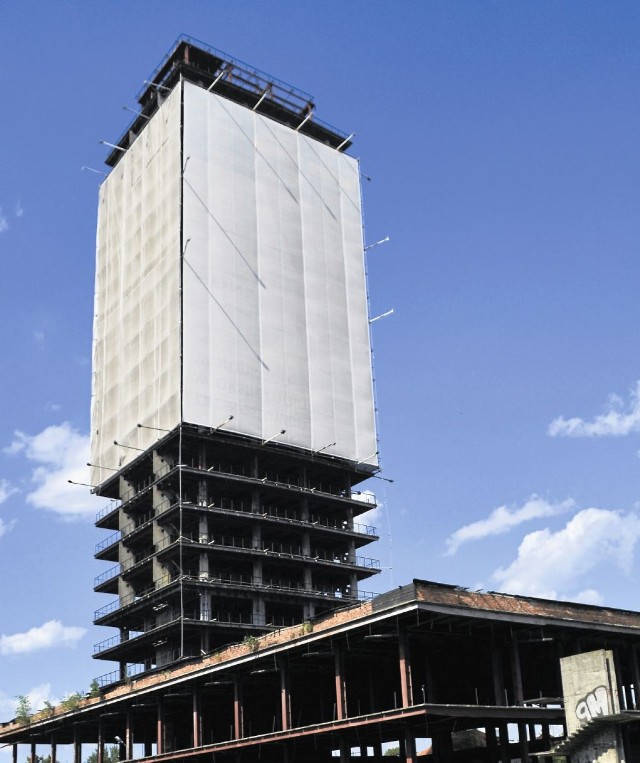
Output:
[339,739,350,762]
[233,675,244,739]
[11,744,17,763]
[335,646,347,720]
[300,498,309,522]
[486,726,497,759]
[403,728,417,763]
[197,474,207,504]
[156,696,164,755]
[125,708,133,760]
[73,731,82,763]
[97,717,104,763]
[192,686,201,747]
[431,731,452,762]
[632,644,640,709]
[498,723,511,763]
[144,741,152,757]
[492,641,506,704]
[50,741,57,763]
[349,572,359,598]
[280,660,291,731]
[198,514,209,543]
[398,632,413,707]
[30,743,36,763]
[518,722,529,762]
[510,639,524,704]
[252,516,265,625]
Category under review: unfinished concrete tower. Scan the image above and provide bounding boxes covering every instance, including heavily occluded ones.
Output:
[90,38,380,685]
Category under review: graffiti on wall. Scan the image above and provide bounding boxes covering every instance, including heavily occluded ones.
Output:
[575,685,610,724]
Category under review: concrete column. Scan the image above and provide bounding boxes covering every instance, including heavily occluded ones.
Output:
[30,743,36,763]
[73,731,82,763]
[126,708,133,759]
[198,469,207,501]
[198,515,209,543]
[233,675,244,739]
[486,726,497,759]
[280,660,291,731]
[518,722,530,762]
[144,740,152,757]
[510,639,524,704]
[632,644,640,709]
[398,632,413,707]
[339,739,350,762]
[300,497,309,522]
[350,573,359,598]
[498,723,510,763]
[11,744,17,763]
[192,686,201,747]
[97,717,104,763]
[492,642,506,704]
[334,646,347,720]
[50,741,57,763]
[156,696,164,755]
[431,731,452,762]
[403,728,417,763]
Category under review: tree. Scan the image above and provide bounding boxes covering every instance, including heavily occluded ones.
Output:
[383,746,400,756]
[88,678,101,698]
[85,746,120,763]
[60,692,83,712]
[15,695,31,725]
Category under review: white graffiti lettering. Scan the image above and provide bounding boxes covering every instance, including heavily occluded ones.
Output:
[575,685,609,723]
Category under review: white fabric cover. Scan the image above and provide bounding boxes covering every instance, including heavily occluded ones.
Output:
[91,81,377,482]
[91,88,182,485]
[182,82,377,464]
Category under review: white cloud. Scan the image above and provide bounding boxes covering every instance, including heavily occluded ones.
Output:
[548,381,640,437]
[14,201,23,219]
[0,620,86,656]
[33,330,45,345]
[352,490,382,529]
[0,480,18,540]
[0,684,58,720]
[0,209,7,233]
[0,479,18,505]
[5,422,100,518]
[445,496,574,555]
[0,518,17,540]
[491,508,640,600]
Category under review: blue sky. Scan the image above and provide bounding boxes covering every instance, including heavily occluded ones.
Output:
[3,0,640,736]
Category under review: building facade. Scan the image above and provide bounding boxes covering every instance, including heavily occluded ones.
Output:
[89,37,381,683]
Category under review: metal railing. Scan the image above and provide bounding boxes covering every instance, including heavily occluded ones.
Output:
[94,572,376,622]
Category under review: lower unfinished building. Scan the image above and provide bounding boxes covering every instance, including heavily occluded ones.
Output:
[3,579,640,762]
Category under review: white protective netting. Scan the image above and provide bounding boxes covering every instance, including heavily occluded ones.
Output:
[182,82,377,465]
[91,87,182,484]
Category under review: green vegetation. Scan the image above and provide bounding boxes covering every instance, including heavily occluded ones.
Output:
[15,695,31,725]
[85,745,120,763]
[60,692,84,712]
[242,634,259,652]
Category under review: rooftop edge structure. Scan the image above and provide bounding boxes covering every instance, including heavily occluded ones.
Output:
[3,581,640,761]
[89,37,381,685]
